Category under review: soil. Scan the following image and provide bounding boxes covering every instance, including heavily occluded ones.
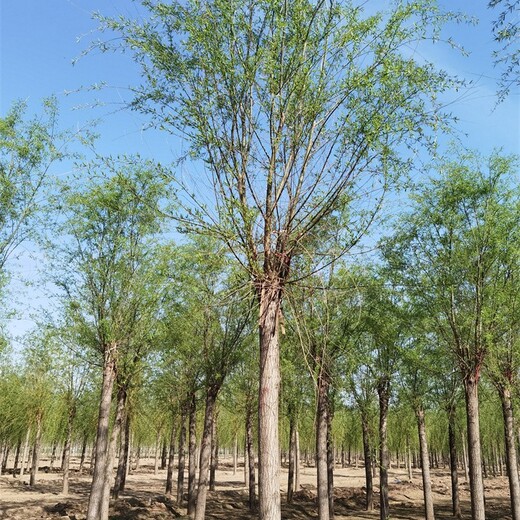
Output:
[0,457,513,519]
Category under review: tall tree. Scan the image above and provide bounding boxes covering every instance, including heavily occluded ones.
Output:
[96,2,465,517]
[50,157,166,520]
[385,149,519,520]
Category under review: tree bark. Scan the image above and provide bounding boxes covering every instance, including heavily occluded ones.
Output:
[447,406,461,518]
[464,375,486,520]
[233,433,238,475]
[361,417,374,510]
[112,387,130,499]
[295,428,300,492]
[166,421,176,495]
[19,428,30,478]
[62,403,76,495]
[154,429,161,476]
[13,439,21,477]
[287,417,296,504]
[177,412,187,505]
[188,392,198,517]
[258,286,282,520]
[498,385,520,520]
[378,380,390,520]
[100,381,126,519]
[79,435,88,473]
[416,407,435,520]
[246,403,256,510]
[30,410,43,486]
[327,400,335,520]
[194,388,218,520]
[86,352,117,520]
[316,372,330,520]
[209,414,218,491]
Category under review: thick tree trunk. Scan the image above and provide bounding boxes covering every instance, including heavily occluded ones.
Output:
[498,385,520,520]
[316,372,330,520]
[86,353,117,520]
[177,412,187,505]
[194,388,218,520]
[30,410,43,486]
[258,287,282,520]
[246,404,256,510]
[361,417,374,511]
[166,421,176,495]
[188,392,198,517]
[447,406,461,518]
[416,407,435,520]
[62,404,76,494]
[464,375,486,520]
[378,381,390,520]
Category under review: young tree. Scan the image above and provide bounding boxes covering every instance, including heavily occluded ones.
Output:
[51,157,166,520]
[0,98,69,270]
[385,149,519,520]
[95,2,465,517]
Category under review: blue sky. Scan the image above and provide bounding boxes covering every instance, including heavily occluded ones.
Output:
[0,0,519,346]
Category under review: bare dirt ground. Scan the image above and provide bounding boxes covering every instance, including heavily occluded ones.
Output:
[0,456,513,519]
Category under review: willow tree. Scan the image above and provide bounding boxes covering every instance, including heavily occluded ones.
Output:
[96,2,463,517]
[385,149,519,520]
[51,157,166,520]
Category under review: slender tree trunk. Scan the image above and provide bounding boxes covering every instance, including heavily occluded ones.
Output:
[194,387,218,520]
[79,435,88,474]
[361,417,374,511]
[20,428,30,479]
[258,286,282,520]
[416,407,435,520]
[161,441,167,470]
[113,389,130,499]
[246,403,256,510]
[209,413,218,491]
[287,417,295,504]
[30,410,43,486]
[233,433,238,475]
[62,403,77,495]
[295,428,300,492]
[86,353,117,520]
[13,439,21,477]
[188,392,198,517]
[499,385,520,520]
[316,372,330,520]
[177,412,187,505]
[448,406,461,519]
[378,381,390,520]
[166,421,176,495]
[464,375,486,520]
[327,400,335,520]
[154,429,161,476]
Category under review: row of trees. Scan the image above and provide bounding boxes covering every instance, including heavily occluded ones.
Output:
[0,143,518,520]
[0,2,518,520]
